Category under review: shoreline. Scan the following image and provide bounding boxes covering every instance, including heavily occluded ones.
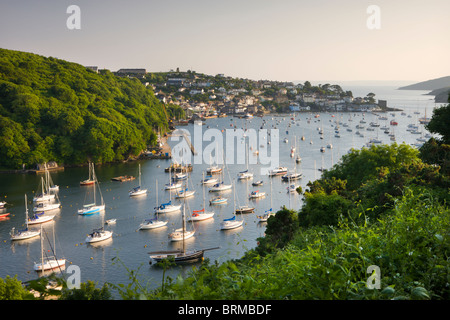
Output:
[0,108,404,174]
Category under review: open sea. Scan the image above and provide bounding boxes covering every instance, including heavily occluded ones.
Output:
[0,83,445,296]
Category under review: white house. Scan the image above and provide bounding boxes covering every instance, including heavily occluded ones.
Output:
[190,89,204,95]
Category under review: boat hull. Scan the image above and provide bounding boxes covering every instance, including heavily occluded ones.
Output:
[10,230,41,241]
[78,204,105,215]
[129,189,148,197]
[139,220,168,230]
[220,220,244,230]
[34,259,66,271]
[85,230,113,243]
[187,212,214,221]
[149,250,204,265]
[169,230,195,242]
[155,205,182,213]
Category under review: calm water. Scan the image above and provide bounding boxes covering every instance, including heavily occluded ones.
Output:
[0,86,443,295]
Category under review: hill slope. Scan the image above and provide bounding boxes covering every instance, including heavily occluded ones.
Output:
[398,76,450,90]
[0,48,168,169]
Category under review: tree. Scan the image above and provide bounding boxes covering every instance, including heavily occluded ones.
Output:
[299,192,352,228]
[426,95,450,144]
[0,276,34,300]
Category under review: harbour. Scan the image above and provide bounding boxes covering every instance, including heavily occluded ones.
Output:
[0,86,443,293]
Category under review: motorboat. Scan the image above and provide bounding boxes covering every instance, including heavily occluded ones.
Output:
[268,167,288,176]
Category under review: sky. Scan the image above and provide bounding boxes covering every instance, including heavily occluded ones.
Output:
[1,0,449,84]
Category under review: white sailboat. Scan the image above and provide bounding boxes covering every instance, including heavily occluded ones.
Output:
[176,188,195,199]
[139,215,168,230]
[221,182,244,230]
[164,169,182,190]
[148,202,218,264]
[10,195,41,241]
[188,173,215,222]
[78,163,105,215]
[257,178,275,222]
[155,179,181,213]
[249,190,266,199]
[168,201,195,242]
[201,175,218,185]
[129,164,148,197]
[80,162,95,186]
[34,167,61,213]
[235,176,255,214]
[33,176,56,203]
[238,143,253,180]
[33,224,65,272]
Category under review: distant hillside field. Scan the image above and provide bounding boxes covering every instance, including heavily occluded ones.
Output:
[0,48,168,169]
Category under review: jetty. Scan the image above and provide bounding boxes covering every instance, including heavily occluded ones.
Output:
[111,175,135,182]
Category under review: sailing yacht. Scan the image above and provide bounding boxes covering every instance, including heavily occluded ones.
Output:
[164,169,182,190]
[129,164,148,197]
[188,173,215,221]
[168,202,195,242]
[238,144,253,180]
[154,179,181,213]
[139,216,168,230]
[33,224,65,272]
[27,212,55,225]
[33,168,61,213]
[176,175,195,199]
[78,163,105,215]
[33,201,60,213]
[249,190,266,199]
[209,196,227,205]
[220,215,244,229]
[10,195,41,241]
[238,169,253,180]
[221,183,244,229]
[235,178,254,214]
[206,166,222,175]
[257,179,274,222]
[209,165,232,192]
[33,176,56,203]
[80,162,95,186]
[201,175,218,185]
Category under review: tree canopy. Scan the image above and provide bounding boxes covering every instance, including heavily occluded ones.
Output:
[0,48,169,169]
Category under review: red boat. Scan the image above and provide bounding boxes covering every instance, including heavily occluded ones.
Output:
[0,213,10,219]
[390,120,398,126]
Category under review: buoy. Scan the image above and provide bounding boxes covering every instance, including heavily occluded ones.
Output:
[90,257,93,260]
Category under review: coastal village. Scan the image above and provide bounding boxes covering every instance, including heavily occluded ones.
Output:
[88,67,389,121]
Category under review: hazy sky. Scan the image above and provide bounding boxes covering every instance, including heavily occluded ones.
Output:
[1,0,449,83]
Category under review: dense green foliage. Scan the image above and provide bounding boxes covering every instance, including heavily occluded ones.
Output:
[0,48,169,169]
[0,275,34,300]
[2,144,449,300]
[420,94,450,174]
[132,143,448,300]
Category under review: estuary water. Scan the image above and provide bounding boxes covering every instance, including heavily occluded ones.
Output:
[0,85,444,294]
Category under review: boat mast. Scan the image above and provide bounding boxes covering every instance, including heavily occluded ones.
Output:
[138,164,141,187]
[24,194,29,228]
[182,196,186,254]
[156,179,158,208]
[40,224,44,272]
[202,172,206,210]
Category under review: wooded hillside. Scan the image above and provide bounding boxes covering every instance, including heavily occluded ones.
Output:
[0,48,168,169]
